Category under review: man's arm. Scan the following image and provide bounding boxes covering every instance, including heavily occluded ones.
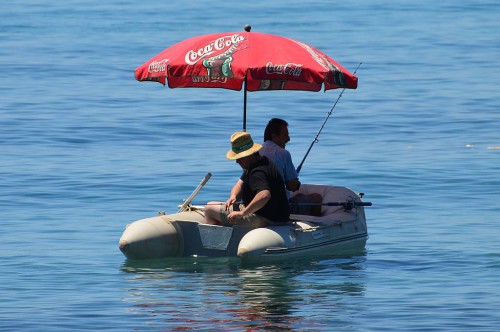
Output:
[228,189,271,221]
[283,149,300,191]
[225,179,243,210]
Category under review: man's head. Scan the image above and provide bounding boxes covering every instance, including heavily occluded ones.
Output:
[264,118,290,148]
[226,131,262,161]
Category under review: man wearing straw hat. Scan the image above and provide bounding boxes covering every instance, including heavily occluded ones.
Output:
[204,131,290,227]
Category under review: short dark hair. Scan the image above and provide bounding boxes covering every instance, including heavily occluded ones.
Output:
[264,118,288,141]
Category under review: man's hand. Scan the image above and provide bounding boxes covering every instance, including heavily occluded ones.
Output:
[224,197,237,211]
[228,210,244,223]
[286,178,301,192]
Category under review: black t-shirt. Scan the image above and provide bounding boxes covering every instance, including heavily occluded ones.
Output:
[240,156,290,222]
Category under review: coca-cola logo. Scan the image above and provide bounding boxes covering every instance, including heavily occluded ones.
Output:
[185,34,245,65]
[265,62,303,77]
[148,59,169,73]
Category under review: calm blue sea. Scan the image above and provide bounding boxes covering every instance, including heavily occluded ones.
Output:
[1,0,499,330]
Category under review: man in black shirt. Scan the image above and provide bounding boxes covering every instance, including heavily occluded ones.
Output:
[204,131,290,227]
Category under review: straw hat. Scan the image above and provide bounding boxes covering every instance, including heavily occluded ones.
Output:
[226,131,262,160]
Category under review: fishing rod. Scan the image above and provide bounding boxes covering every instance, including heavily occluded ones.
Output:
[191,200,372,210]
[191,202,242,206]
[296,62,362,175]
[292,201,372,211]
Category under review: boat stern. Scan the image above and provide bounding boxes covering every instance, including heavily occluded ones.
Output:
[119,215,182,260]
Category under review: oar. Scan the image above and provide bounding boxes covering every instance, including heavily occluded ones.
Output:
[178,173,212,212]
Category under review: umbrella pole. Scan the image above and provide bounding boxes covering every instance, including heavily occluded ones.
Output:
[243,76,247,131]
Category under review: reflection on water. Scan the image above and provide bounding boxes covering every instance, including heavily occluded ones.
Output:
[121,255,366,330]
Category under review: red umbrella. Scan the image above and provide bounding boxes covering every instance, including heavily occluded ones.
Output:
[135,26,358,130]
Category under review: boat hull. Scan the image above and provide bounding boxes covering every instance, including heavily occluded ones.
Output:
[238,221,368,260]
[119,185,369,261]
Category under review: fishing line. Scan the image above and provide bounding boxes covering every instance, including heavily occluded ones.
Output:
[296,62,362,174]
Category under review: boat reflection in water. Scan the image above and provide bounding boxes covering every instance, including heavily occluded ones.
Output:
[121,255,367,330]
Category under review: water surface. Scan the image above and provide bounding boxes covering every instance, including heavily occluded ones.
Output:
[1,0,499,330]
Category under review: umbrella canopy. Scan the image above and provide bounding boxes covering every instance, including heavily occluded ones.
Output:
[134,26,358,129]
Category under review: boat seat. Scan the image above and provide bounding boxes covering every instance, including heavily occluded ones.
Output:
[290,184,359,226]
